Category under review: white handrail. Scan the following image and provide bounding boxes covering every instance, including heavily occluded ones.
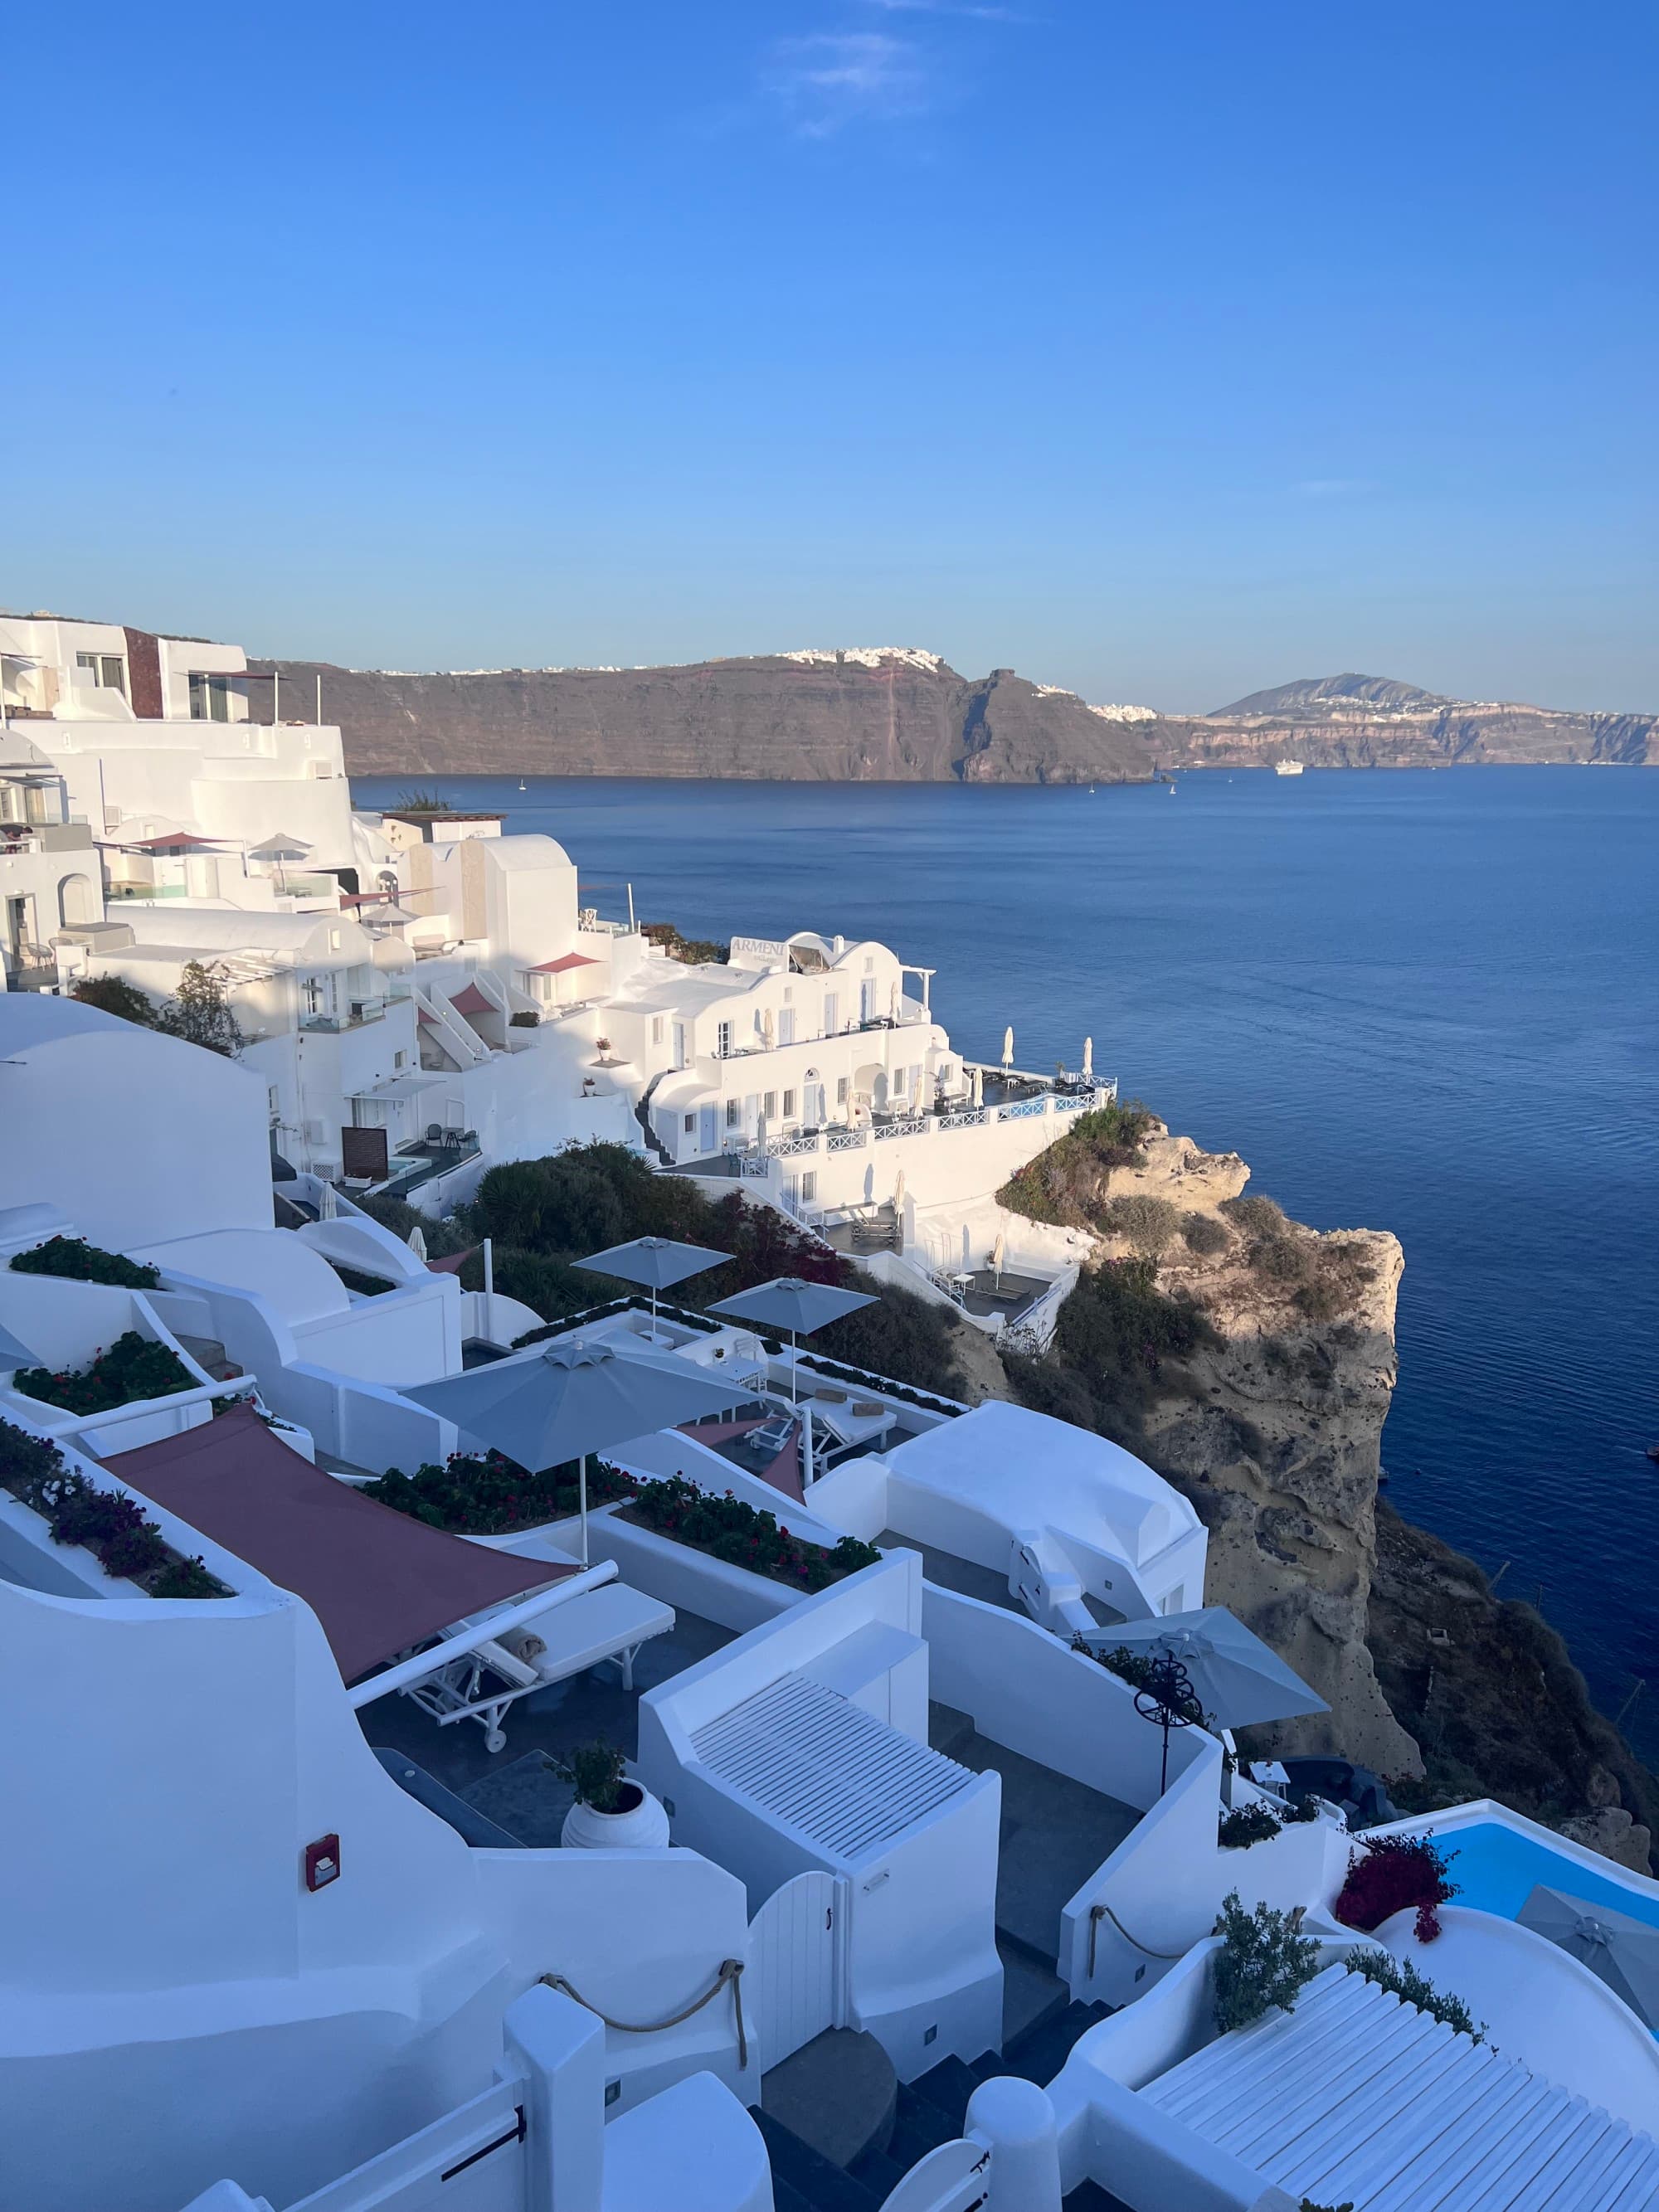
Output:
[346,1557,618,1707]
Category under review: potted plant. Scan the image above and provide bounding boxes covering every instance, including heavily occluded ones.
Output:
[556,1739,670,1850]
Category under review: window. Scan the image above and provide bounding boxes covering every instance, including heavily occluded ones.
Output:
[782,1088,797,1118]
[328,928,343,950]
[824,992,839,1033]
[188,671,235,722]
[716,1019,732,1057]
[836,1076,849,1105]
[777,1007,795,1046]
[725,1099,742,1129]
[394,1050,406,1069]
[864,956,874,973]
[76,651,126,694]
[800,1171,817,1204]
[783,986,793,1004]
[684,1113,696,1133]
[651,1015,664,1046]
[893,1066,906,1095]
[763,1091,777,1119]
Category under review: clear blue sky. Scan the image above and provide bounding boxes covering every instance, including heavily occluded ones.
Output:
[6,2,1654,712]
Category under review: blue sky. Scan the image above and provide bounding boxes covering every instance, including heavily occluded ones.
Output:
[5,1,1654,712]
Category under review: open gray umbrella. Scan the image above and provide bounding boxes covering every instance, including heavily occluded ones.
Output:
[706,1276,875,1403]
[402,1337,749,1564]
[1518,1885,1659,2029]
[1077,1606,1329,1729]
[574,1236,730,1340]
[0,1318,41,1371]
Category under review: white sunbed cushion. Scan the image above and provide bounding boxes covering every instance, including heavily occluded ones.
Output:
[510,1582,675,1683]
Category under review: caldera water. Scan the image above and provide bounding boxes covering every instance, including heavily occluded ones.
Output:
[353,766,1659,1760]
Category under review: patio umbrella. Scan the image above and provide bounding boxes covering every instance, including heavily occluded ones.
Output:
[706,1276,876,1403]
[317,1182,338,1220]
[406,1225,428,1260]
[1002,1026,1015,1071]
[1517,1886,1659,2028]
[893,1167,906,1214]
[989,1230,1006,1279]
[402,1337,749,1564]
[573,1235,730,1339]
[1078,1607,1329,1729]
[0,1318,41,1371]
[1082,1037,1093,1079]
[970,1065,983,1109]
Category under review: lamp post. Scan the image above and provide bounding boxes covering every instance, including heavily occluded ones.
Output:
[1133,1650,1204,1795]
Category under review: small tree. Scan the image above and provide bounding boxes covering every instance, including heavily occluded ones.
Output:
[1212,1889,1320,2034]
[71,974,158,1028]
[156,960,242,1057]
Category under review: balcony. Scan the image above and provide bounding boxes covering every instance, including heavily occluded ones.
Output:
[299,996,392,1033]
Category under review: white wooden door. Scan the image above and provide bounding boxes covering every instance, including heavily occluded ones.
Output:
[749,1869,845,2073]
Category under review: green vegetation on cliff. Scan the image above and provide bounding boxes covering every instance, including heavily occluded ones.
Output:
[996,1099,1154,1228]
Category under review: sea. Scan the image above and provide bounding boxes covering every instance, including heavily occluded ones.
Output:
[353,767,1659,1761]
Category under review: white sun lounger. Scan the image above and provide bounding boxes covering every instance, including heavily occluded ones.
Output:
[399,1580,676,1753]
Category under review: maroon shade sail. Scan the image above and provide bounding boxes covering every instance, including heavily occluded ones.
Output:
[105,1403,571,1685]
[526,953,599,974]
[448,982,494,1015]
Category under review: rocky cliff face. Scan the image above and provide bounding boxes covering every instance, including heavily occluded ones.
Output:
[257,650,1161,785]
[987,1117,1658,1859]
[256,650,1654,781]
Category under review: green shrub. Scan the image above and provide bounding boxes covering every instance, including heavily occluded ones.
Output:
[1221,1194,1288,1237]
[997,1098,1155,1227]
[11,1237,160,1289]
[13,1330,194,1416]
[1097,1194,1181,1254]
[1212,1889,1321,2034]
[392,787,450,812]
[1052,1257,1209,1410]
[1181,1210,1231,1256]
[1219,1801,1284,1849]
[508,1009,539,1028]
[1344,1949,1486,2042]
[364,1450,635,1534]
[640,921,730,965]
[71,974,158,1027]
[557,1740,629,1811]
[149,1553,227,1600]
[628,1475,880,1592]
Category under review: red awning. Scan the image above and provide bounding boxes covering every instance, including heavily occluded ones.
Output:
[119,831,216,851]
[426,1247,479,1276]
[449,982,494,1014]
[527,953,600,974]
[104,1403,571,1685]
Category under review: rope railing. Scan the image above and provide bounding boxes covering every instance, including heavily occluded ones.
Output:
[1087,1900,1189,1977]
[539,1959,748,2071]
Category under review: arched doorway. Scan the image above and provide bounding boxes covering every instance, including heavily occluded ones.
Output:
[57,873,98,927]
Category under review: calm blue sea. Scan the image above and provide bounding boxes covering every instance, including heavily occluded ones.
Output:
[354,768,1659,1759]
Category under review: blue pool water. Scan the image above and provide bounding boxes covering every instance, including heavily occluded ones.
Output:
[1441,1821,1659,1928]
[352,768,1659,1758]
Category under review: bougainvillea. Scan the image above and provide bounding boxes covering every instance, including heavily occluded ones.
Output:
[1334,1832,1459,1942]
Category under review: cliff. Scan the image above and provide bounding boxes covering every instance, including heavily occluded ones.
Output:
[255,649,1160,785]
[990,1112,1658,1861]
[255,650,1655,781]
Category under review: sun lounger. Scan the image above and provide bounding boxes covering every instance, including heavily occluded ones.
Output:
[400,1580,676,1753]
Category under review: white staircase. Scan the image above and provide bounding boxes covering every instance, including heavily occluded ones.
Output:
[1141,1962,1659,2210]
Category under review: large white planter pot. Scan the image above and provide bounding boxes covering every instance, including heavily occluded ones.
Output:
[560,1782,671,1850]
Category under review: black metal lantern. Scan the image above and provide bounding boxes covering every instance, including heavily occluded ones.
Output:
[1133,1650,1204,1793]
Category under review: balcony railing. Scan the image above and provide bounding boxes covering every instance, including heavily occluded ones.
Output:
[299,997,390,1033]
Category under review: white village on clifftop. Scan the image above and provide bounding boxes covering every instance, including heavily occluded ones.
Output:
[2,614,1657,2212]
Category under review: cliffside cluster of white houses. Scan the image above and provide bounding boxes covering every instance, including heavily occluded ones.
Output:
[2,612,1103,1298]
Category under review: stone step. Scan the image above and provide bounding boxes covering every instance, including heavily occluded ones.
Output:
[750,2109,883,2212]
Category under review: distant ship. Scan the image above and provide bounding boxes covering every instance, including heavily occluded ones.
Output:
[1274,759,1306,777]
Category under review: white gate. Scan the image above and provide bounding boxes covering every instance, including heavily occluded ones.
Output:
[285,2074,528,2212]
[748,1869,847,2073]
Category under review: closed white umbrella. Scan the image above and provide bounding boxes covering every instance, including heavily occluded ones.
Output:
[1002,1026,1014,1071]
[403,1337,748,1565]
[317,1182,338,1220]
[406,1224,428,1261]
[761,1007,776,1048]
[1082,1037,1093,1079]
[893,1167,906,1213]
[989,1231,1006,1279]
[970,1065,983,1108]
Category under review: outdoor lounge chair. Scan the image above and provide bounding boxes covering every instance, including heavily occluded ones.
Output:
[399,1580,677,1753]
[747,1412,797,1458]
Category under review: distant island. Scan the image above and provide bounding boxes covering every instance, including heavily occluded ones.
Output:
[251,649,1657,782]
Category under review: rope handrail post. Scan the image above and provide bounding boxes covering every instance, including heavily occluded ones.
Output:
[539,1957,748,2072]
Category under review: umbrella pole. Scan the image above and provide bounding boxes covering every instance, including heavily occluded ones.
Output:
[579,1452,589,1567]
[791,1326,798,1405]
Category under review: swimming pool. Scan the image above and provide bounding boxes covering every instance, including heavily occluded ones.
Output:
[1439,1820,1659,1930]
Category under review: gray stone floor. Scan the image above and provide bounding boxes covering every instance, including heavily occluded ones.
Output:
[357,1607,733,1827]
[878,1535,1022,1613]
[929,1702,1139,1962]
